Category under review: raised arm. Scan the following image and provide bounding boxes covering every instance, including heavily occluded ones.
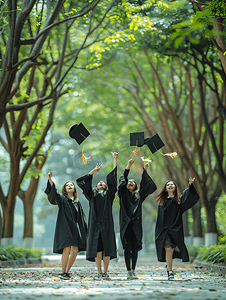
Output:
[126,157,134,170]
[48,172,53,186]
[112,152,119,168]
[118,158,134,195]
[76,164,101,200]
[181,177,199,213]
[140,163,157,201]
[89,163,102,175]
[189,177,195,186]
[45,172,61,205]
[144,162,149,172]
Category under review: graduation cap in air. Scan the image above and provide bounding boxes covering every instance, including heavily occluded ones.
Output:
[145,133,165,154]
[130,132,145,147]
[145,133,178,158]
[69,122,90,145]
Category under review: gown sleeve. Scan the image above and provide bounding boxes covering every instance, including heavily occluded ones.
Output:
[139,168,157,202]
[118,169,129,197]
[180,183,200,213]
[76,174,93,201]
[106,166,117,204]
[44,181,62,206]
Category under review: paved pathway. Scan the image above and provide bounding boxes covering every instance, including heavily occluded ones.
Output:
[0,253,225,299]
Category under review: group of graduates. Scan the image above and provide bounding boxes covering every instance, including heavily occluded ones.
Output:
[45,152,200,281]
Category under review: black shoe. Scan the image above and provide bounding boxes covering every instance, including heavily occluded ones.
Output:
[167,271,174,281]
[60,272,70,280]
[127,271,133,280]
[166,265,175,275]
[102,273,109,279]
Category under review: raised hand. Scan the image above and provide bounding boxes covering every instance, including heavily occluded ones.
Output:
[189,177,195,185]
[112,152,119,168]
[48,172,53,186]
[126,158,135,170]
[94,163,102,172]
[111,152,119,158]
[89,163,102,176]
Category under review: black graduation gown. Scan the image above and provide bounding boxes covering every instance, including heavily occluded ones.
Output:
[155,184,200,262]
[45,181,87,254]
[76,167,117,262]
[118,168,157,251]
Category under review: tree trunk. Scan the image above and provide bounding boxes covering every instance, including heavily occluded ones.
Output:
[206,204,217,233]
[191,201,202,237]
[2,205,15,238]
[18,176,40,245]
[18,156,47,246]
[2,152,20,238]
[23,197,33,240]
[191,201,204,246]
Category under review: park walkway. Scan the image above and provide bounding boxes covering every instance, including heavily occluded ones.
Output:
[0,252,225,300]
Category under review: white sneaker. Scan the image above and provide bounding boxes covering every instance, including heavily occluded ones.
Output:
[132,270,138,279]
[127,271,133,280]
[168,271,174,280]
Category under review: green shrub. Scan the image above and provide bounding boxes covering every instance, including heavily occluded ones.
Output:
[0,245,42,261]
[14,247,42,259]
[218,235,226,245]
[196,244,226,265]
[0,245,23,261]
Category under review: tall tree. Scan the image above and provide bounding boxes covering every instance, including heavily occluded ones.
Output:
[0,0,105,128]
[0,0,117,245]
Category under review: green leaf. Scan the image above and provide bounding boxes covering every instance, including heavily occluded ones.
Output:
[174,37,184,48]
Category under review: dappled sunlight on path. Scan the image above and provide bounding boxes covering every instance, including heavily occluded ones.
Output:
[0,253,225,299]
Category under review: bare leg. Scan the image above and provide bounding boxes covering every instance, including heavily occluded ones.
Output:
[95,251,102,274]
[61,246,71,273]
[66,246,78,273]
[103,252,110,274]
[165,247,173,272]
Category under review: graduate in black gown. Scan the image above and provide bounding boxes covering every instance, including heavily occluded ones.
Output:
[45,172,87,279]
[76,152,118,279]
[118,157,157,279]
[155,177,199,280]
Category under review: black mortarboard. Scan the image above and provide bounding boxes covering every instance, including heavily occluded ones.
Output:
[130,132,145,147]
[145,133,165,154]
[69,123,90,145]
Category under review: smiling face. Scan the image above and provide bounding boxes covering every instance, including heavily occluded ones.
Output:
[62,181,77,198]
[65,182,75,194]
[126,179,137,193]
[165,181,176,194]
[96,181,107,191]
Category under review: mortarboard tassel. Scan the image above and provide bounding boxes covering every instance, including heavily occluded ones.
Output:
[82,149,91,164]
[163,152,178,158]
[141,156,152,163]
[132,146,139,156]
[153,143,177,158]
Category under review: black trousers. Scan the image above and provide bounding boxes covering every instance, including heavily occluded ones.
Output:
[124,222,139,271]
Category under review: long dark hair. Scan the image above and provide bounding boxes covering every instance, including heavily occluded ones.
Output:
[62,181,77,199]
[128,179,139,202]
[156,180,180,206]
